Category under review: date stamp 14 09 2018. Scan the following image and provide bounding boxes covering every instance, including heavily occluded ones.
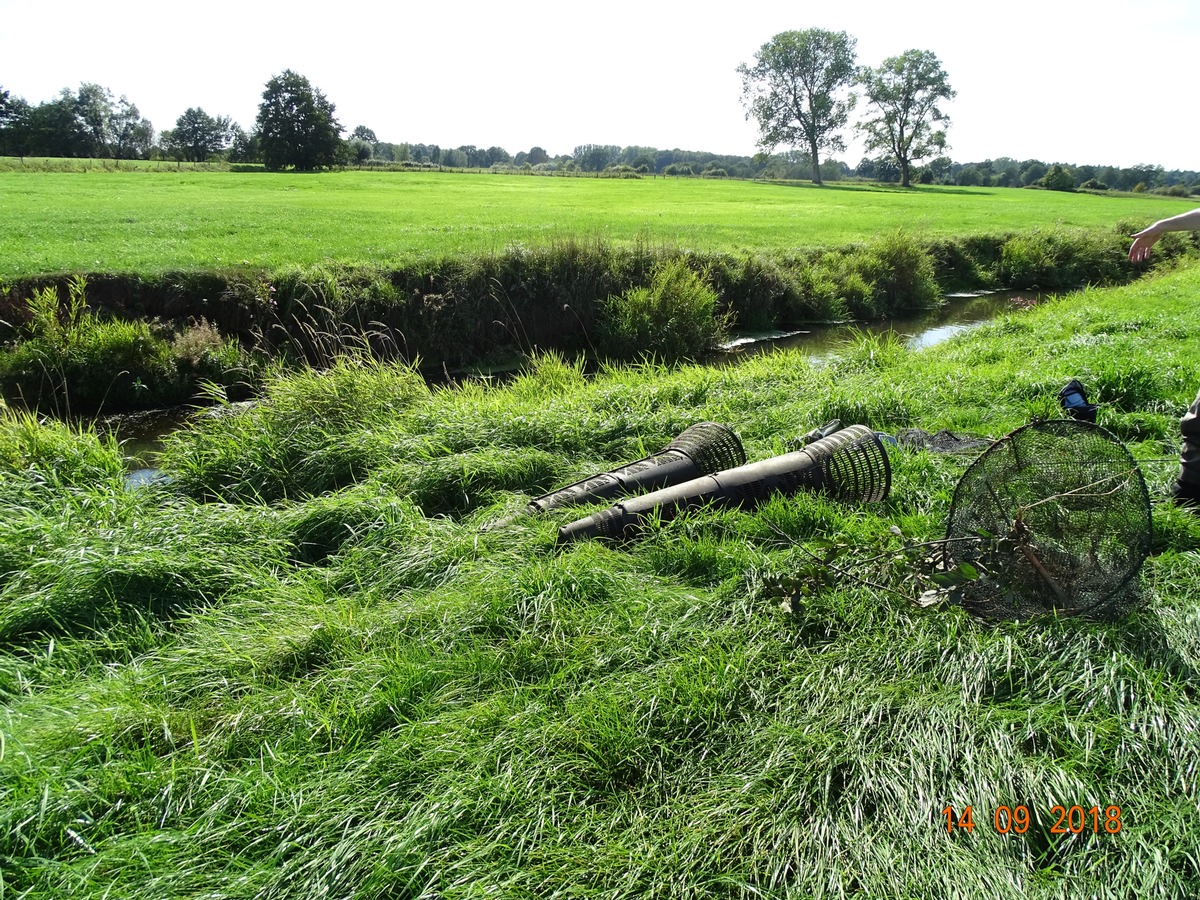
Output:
[942,805,1122,835]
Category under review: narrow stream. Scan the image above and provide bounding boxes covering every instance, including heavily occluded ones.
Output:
[106,291,1026,479]
[713,290,1021,364]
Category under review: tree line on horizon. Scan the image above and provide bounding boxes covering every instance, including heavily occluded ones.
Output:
[0,75,1194,195]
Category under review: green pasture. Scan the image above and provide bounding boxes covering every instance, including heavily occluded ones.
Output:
[0,167,1191,278]
[1,263,1199,898]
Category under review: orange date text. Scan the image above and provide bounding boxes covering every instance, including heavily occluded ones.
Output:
[941,805,1122,834]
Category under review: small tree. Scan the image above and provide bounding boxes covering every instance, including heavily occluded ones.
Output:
[737,29,858,184]
[0,88,30,157]
[856,50,954,188]
[227,125,259,163]
[256,71,343,172]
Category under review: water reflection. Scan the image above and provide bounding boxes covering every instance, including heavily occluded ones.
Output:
[714,291,1024,364]
[98,406,194,471]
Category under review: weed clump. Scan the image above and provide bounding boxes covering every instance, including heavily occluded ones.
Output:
[598,258,731,361]
[0,279,255,415]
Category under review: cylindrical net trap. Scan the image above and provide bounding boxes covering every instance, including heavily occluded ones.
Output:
[526,421,745,514]
[481,421,745,531]
[558,424,891,542]
[943,419,1152,620]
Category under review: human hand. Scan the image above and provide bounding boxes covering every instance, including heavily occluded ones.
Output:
[1129,228,1162,263]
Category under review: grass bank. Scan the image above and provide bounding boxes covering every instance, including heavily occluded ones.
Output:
[6,224,1198,415]
[1,264,1199,898]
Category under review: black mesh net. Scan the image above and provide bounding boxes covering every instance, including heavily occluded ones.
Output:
[896,428,994,455]
[944,419,1152,621]
[665,422,746,474]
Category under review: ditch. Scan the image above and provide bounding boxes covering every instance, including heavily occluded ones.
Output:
[107,290,1027,484]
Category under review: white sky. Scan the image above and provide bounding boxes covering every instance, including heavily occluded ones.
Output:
[3,0,1196,170]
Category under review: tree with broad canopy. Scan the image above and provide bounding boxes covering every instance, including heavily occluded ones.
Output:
[737,29,857,185]
[857,49,955,188]
[164,107,232,162]
[256,71,343,172]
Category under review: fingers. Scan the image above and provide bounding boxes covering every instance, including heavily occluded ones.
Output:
[1128,233,1159,262]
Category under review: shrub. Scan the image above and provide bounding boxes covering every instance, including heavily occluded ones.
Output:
[0,318,182,413]
[814,249,880,315]
[598,259,729,361]
[785,264,849,323]
[704,254,789,331]
[0,281,257,414]
[927,236,1004,291]
[871,232,942,313]
[1000,230,1129,290]
[172,318,228,367]
[1155,184,1193,198]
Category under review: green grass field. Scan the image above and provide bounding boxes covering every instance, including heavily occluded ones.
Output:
[2,262,1199,898]
[0,168,1192,278]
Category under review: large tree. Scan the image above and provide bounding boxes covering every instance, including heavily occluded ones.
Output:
[21,92,85,158]
[857,49,954,188]
[110,96,154,159]
[256,70,343,172]
[165,107,232,162]
[737,29,857,185]
[73,83,115,157]
[0,87,28,156]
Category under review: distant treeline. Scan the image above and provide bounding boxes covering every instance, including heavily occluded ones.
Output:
[0,81,1195,194]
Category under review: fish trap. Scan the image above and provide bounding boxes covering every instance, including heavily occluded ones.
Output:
[944,419,1151,620]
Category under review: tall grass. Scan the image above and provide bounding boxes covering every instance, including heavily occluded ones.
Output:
[2,266,1200,898]
[598,257,732,361]
[9,224,1178,392]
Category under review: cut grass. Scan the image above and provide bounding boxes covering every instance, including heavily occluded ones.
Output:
[1,266,1199,898]
[0,168,1192,278]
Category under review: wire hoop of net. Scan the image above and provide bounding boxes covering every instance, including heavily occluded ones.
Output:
[944,419,1151,621]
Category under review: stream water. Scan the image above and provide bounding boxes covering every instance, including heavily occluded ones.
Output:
[105,291,1025,478]
[711,290,1020,364]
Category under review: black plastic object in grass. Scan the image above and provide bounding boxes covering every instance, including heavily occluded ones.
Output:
[944,419,1151,621]
[1058,378,1099,424]
[484,421,745,530]
[558,424,891,543]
